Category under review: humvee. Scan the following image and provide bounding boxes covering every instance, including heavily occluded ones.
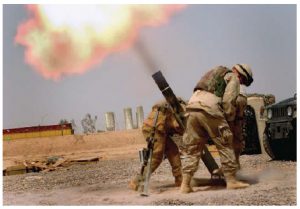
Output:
[263,94,296,161]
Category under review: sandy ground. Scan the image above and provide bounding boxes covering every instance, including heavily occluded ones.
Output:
[3,130,297,206]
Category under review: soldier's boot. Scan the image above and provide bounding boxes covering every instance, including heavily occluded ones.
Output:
[174,175,182,187]
[128,174,142,191]
[180,174,194,193]
[225,174,249,189]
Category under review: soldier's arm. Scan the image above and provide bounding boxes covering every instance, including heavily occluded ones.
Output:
[222,73,240,122]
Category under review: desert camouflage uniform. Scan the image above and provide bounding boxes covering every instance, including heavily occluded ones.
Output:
[129,100,185,190]
[228,94,247,169]
[181,66,240,180]
[142,101,184,181]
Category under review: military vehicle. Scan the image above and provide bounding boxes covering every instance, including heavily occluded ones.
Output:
[263,94,297,161]
[242,94,276,155]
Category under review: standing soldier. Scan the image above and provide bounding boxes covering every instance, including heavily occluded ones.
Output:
[129,99,186,190]
[180,64,254,193]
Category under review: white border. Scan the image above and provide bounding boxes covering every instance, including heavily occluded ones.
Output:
[1,1,299,208]
[0,0,299,4]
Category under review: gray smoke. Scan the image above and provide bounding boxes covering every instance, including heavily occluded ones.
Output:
[236,168,286,184]
[134,39,159,74]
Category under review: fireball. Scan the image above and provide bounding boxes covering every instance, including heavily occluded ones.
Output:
[15,5,185,80]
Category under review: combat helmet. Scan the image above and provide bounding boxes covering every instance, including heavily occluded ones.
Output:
[233,64,253,86]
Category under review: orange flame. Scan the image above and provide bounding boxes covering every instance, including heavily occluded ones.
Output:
[15,5,186,80]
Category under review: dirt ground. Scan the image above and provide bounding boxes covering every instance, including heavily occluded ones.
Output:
[3,130,297,206]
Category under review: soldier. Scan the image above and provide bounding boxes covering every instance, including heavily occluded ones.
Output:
[180,64,254,193]
[129,99,186,190]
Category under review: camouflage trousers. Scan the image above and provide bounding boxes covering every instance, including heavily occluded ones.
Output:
[228,120,245,168]
[230,94,247,162]
[181,110,238,177]
[142,130,182,178]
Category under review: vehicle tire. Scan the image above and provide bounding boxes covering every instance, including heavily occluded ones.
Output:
[263,131,275,160]
[263,119,296,161]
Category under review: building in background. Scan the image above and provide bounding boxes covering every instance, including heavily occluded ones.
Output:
[3,123,74,140]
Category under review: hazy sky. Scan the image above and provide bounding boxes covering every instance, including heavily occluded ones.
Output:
[3,4,297,132]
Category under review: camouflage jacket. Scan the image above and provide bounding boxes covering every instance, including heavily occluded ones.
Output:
[142,101,184,136]
[188,66,240,121]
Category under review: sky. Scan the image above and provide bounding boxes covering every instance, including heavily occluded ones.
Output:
[2,4,297,132]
